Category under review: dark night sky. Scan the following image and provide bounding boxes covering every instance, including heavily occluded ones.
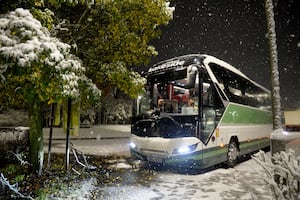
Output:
[149,0,299,110]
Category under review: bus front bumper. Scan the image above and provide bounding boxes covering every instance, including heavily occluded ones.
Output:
[130,148,203,168]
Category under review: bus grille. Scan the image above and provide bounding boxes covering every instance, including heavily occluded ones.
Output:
[140,148,168,157]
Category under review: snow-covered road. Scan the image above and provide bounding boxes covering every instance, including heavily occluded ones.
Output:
[44,125,273,200]
[96,157,272,200]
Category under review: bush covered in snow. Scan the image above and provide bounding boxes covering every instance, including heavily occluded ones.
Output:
[253,150,300,200]
[102,93,132,124]
[80,107,96,127]
[106,101,132,124]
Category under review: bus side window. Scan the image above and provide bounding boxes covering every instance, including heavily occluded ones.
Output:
[244,81,271,109]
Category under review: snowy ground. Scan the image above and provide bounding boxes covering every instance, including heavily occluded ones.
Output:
[96,157,272,200]
[43,125,273,200]
[46,156,272,200]
[48,158,272,200]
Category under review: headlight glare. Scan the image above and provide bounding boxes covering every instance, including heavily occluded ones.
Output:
[174,143,198,154]
[130,142,136,149]
[178,146,191,154]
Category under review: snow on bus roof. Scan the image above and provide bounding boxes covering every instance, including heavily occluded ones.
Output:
[202,54,270,93]
[150,54,270,93]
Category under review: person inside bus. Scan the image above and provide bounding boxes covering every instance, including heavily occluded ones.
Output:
[157,97,165,112]
[154,83,166,112]
[181,95,197,115]
[188,98,195,107]
[158,98,178,113]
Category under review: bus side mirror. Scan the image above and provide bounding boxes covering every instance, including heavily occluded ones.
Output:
[185,65,198,89]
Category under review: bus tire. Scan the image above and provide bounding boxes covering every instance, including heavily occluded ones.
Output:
[227,139,239,168]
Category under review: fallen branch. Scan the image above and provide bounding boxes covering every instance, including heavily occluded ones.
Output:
[0,173,33,200]
[70,143,97,171]
[9,151,32,166]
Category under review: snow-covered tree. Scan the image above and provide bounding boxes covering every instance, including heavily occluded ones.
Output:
[0,8,100,174]
[1,0,174,127]
[264,0,282,129]
[51,0,174,98]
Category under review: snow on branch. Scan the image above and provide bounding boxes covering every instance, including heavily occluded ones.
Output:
[163,1,175,20]
[253,150,300,200]
[0,8,100,99]
[0,173,34,200]
[9,151,32,166]
[70,142,97,172]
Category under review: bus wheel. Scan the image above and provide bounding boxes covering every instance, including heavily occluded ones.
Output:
[227,140,239,167]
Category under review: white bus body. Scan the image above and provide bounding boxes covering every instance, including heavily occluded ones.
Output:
[130,54,272,169]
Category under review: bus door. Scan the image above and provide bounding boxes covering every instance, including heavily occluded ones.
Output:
[198,75,224,166]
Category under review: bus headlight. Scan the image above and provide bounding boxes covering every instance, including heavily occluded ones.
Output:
[173,143,198,154]
[130,142,137,149]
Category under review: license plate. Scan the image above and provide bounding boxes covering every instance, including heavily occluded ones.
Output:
[148,156,163,163]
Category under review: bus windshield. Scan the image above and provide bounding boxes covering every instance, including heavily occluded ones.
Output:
[134,64,225,144]
[144,67,200,115]
[153,82,198,115]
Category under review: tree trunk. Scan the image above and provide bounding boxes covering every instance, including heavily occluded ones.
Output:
[265,0,282,130]
[28,96,44,175]
[47,104,55,168]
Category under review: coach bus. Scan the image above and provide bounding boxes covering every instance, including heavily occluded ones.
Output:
[130,54,272,169]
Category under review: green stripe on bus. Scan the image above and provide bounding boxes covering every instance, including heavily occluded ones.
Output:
[221,103,272,125]
[166,138,270,164]
[239,138,270,149]
[202,147,227,159]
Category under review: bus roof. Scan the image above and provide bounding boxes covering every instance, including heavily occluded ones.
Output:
[148,54,270,93]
